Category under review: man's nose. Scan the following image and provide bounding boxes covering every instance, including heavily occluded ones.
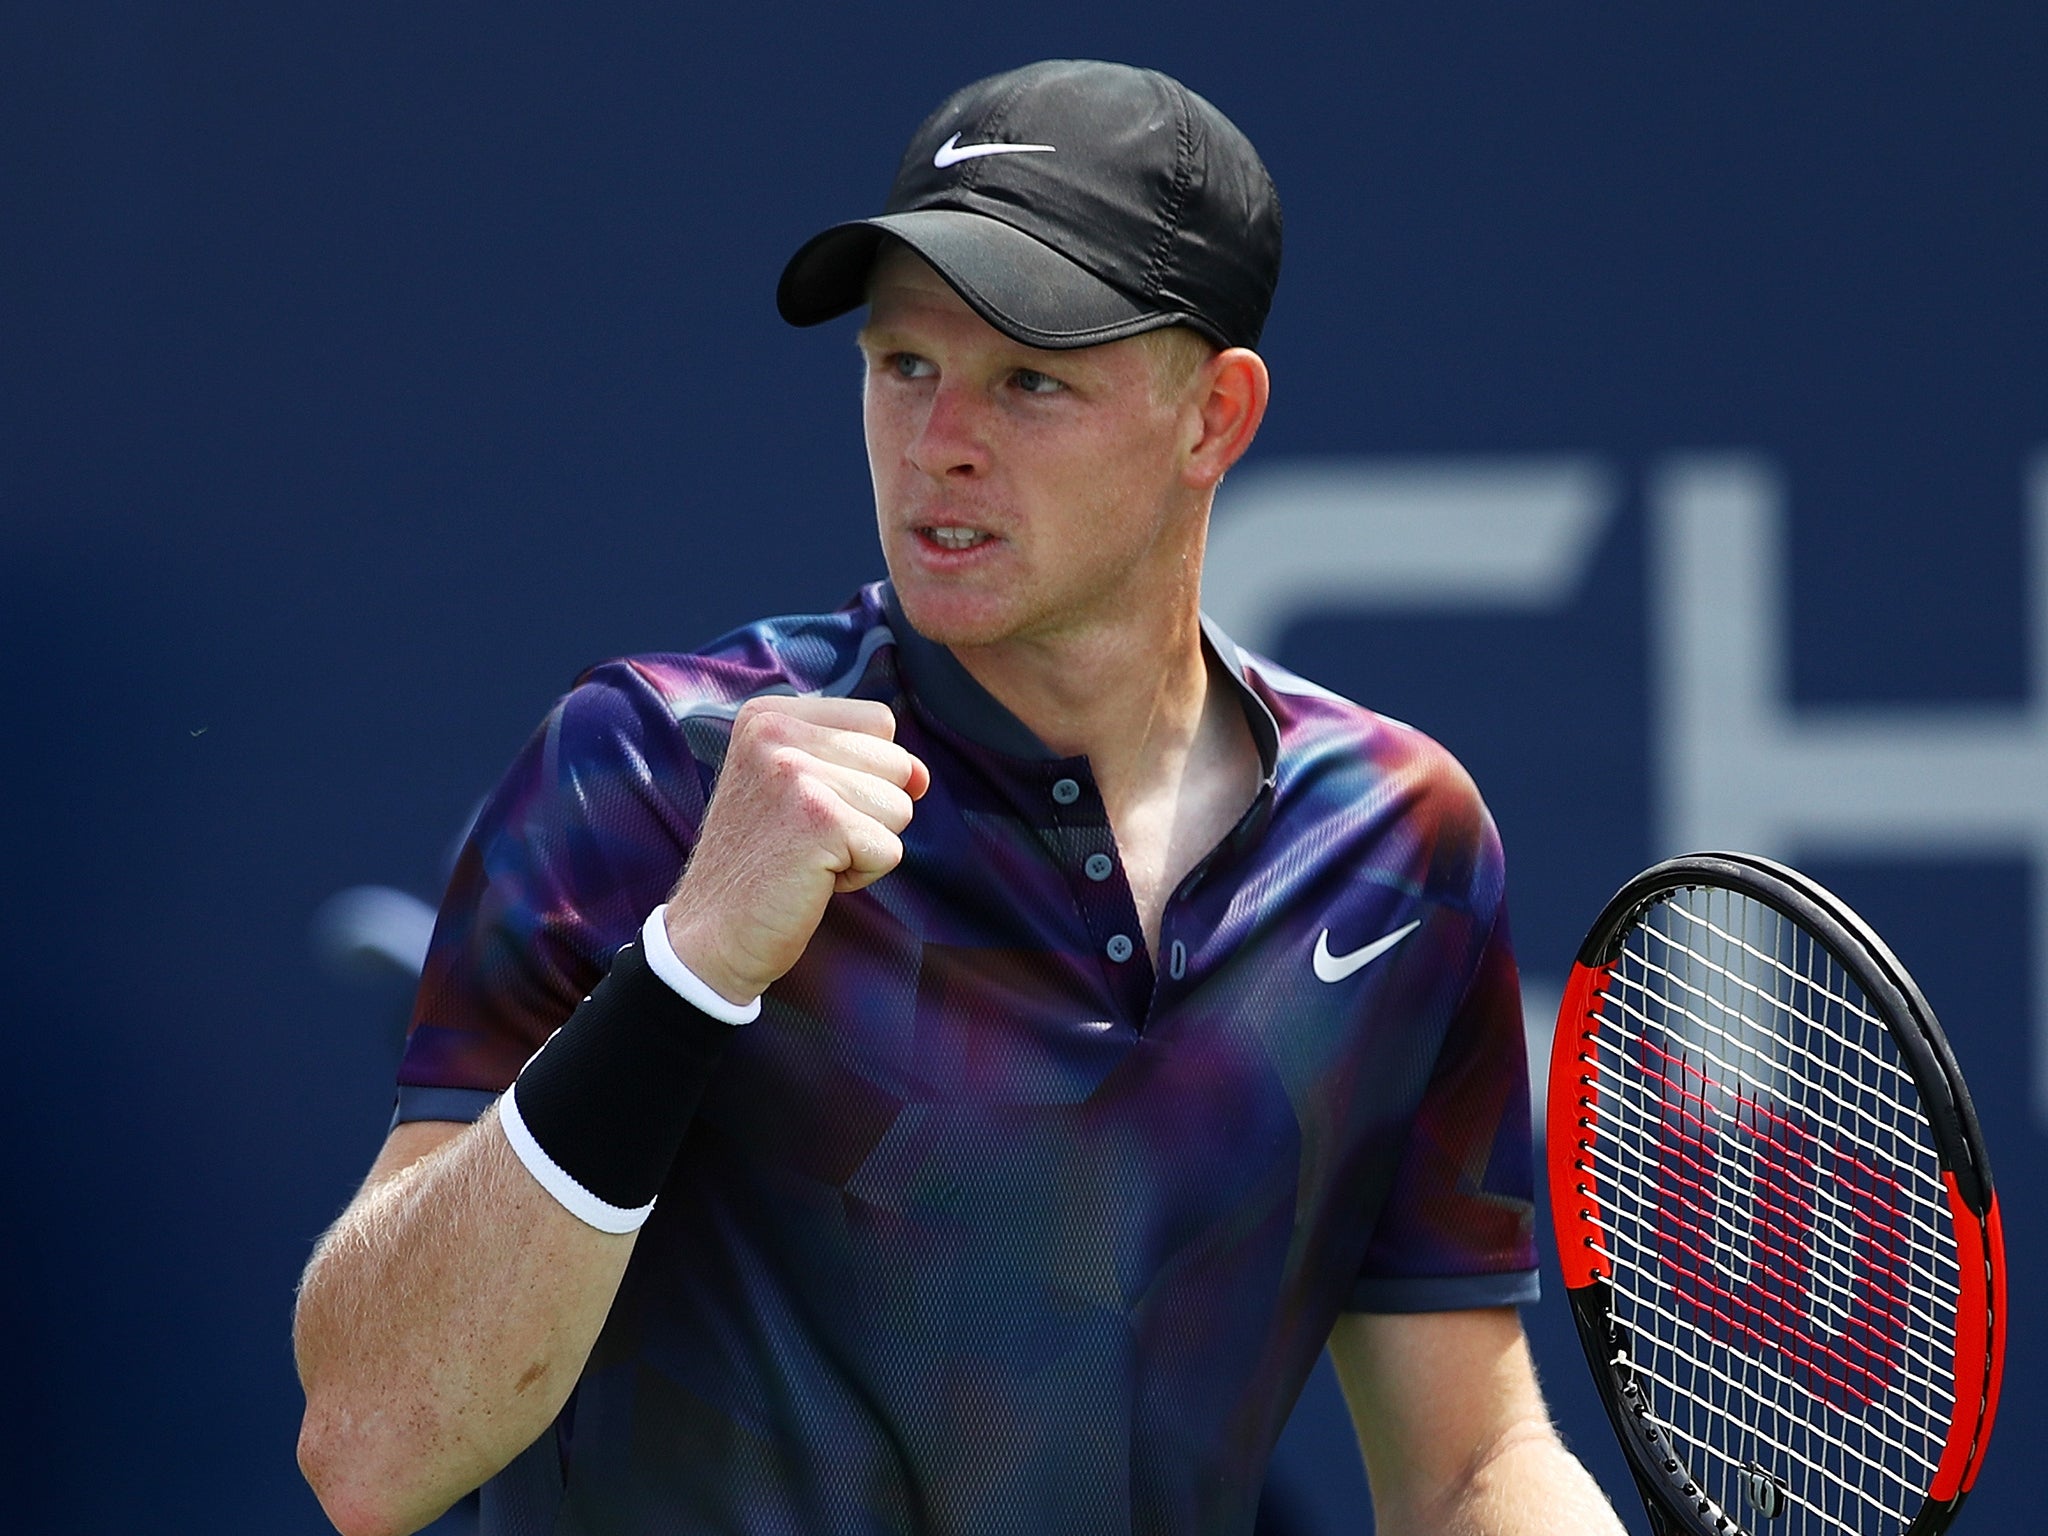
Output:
[906,381,989,479]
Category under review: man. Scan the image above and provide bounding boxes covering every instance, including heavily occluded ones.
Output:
[294,59,1624,1536]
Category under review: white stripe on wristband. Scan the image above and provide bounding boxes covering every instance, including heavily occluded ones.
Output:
[640,904,761,1026]
[499,1078,656,1234]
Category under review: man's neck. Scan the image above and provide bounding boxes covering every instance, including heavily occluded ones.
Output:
[942,592,1261,959]
[945,599,1212,800]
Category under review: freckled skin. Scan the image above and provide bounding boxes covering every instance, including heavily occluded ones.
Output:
[858,248,1208,656]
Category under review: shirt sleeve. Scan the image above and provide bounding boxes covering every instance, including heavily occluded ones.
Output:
[1346,846,1540,1312]
[393,660,714,1124]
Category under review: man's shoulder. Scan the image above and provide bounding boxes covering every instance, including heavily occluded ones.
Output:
[1234,645,1503,903]
[561,582,898,728]
[1237,647,1478,799]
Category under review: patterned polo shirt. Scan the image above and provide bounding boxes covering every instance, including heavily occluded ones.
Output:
[395,580,1538,1536]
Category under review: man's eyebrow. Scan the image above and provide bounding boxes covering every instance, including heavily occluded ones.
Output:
[851,322,1085,376]
[854,321,906,353]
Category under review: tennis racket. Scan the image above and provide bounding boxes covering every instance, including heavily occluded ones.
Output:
[1546,852,2006,1536]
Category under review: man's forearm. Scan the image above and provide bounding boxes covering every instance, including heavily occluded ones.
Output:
[293,1110,636,1536]
[1375,1422,1628,1536]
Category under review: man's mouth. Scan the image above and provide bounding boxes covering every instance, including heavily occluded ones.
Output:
[920,525,994,551]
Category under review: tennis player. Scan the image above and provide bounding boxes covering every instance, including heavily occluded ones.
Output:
[295,60,1624,1536]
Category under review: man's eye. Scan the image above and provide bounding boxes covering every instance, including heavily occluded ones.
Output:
[891,353,936,380]
[1012,368,1063,395]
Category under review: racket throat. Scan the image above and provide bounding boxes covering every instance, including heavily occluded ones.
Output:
[1569,1286,1753,1536]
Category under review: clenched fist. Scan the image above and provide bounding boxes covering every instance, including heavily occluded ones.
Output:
[663,695,930,1006]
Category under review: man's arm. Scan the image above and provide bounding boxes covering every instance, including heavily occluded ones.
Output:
[294,695,929,1536]
[294,1113,636,1536]
[1329,1307,1627,1536]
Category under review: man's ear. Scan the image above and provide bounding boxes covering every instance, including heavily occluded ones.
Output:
[1181,348,1270,491]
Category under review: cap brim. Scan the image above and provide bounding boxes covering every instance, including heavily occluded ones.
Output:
[776,209,1183,351]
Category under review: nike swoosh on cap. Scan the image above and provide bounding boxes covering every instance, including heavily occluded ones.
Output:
[1312,918,1422,984]
[932,132,1057,169]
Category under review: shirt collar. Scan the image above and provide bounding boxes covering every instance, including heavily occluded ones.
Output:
[879,582,1280,785]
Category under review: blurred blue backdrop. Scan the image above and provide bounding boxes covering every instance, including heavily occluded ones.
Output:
[4,5,2042,1531]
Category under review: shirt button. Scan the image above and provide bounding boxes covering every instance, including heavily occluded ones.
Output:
[1051,777,1082,805]
[1083,852,1114,882]
[1105,933,1134,963]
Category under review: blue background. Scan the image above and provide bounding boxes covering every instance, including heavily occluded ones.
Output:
[5,5,2041,1530]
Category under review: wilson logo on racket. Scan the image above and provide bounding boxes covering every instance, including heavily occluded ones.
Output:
[1641,1039,1911,1410]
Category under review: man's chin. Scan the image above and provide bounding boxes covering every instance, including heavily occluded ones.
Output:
[895,603,1014,651]
[888,577,1026,650]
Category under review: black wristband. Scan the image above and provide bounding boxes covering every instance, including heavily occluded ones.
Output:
[501,939,737,1231]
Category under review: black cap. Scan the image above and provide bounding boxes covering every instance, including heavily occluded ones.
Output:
[777,60,1282,352]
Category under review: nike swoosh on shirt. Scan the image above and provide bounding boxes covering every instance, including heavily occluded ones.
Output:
[1312,918,1422,984]
[932,132,1057,168]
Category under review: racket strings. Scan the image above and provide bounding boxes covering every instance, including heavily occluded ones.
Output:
[1633,917,1919,1112]
[1586,999,1959,1284]
[1581,1147,1959,1422]
[1624,926,1936,1178]
[1602,935,1956,1252]
[1621,1035,1933,1329]
[1587,1290,1933,1514]
[1660,903,1899,1051]
[1574,886,1962,1535]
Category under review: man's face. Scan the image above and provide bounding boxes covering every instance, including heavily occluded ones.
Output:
[858,247,1202,652]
